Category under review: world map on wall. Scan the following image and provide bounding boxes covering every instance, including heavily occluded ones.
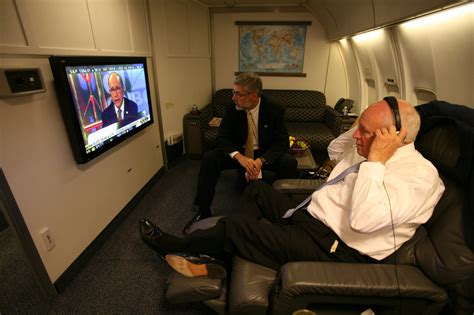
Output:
[239,24,307,73]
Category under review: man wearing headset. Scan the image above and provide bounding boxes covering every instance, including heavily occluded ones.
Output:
[140,98,445,279]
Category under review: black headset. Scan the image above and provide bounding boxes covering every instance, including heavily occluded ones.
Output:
[383,96,401,131]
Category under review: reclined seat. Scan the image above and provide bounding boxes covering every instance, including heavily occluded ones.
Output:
[166,102,474,314]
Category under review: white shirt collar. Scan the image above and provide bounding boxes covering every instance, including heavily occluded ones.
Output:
[247,97,260,115]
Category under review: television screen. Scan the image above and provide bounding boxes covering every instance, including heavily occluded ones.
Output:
[49,56,154,164]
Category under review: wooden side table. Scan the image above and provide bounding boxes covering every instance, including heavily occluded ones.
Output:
[294,149,318,178]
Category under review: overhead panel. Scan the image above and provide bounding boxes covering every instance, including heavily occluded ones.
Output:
[322,0,374,39]
[311,0,467,40]
[373,0,468,28]
[305,0,339,40]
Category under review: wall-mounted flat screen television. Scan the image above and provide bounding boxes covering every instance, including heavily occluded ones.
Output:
[49,56,154,164]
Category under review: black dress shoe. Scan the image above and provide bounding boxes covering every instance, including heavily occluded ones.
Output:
[165,253,227,279]
[139,218,168,259]
[182,212,210,235]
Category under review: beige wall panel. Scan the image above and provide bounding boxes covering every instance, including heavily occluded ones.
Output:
[338,39,362,114]
[0,56,163,281]
[351,35,378,109]
[368,30,400,98]
[17,0,95,50]
[395,3,473,106]
[212,11,330,93]
[394,29,436,104]
[88,0,133,52]
[189,3,210,57]
[0,0,28,47]
[128,0,151,53]
[165,0,190,56]
[351,29,401,110]
[324,43,347,107]
[158,58,212,138]
[149,0,212,140]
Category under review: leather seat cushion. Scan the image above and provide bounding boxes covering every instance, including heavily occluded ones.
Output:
[228,256,277,314]
[165,272,224,304]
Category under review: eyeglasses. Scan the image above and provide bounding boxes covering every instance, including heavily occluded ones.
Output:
[109,86,123,92]
[232,90,253,98]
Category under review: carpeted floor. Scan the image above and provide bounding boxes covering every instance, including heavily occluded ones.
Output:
[2,157,243,314]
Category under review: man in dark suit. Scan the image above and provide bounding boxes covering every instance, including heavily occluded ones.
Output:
[101,72,138,128]
[184,72,298,233]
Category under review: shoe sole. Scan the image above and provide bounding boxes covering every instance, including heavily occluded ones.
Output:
[165,254,226,279]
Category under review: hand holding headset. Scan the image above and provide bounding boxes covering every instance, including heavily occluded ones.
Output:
[367,97,406,164]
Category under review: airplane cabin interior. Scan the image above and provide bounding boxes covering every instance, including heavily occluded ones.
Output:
[0,0,473,314]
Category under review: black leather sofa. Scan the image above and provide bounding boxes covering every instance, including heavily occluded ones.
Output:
[169,102,474,314]
[184,89,343,163]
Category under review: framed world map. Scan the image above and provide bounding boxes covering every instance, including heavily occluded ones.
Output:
[236,21,311,76]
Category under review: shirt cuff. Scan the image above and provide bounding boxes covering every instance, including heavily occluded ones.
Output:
[229,151,239,159]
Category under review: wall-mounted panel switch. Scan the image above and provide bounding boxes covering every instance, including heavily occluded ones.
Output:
[0,68,46,97]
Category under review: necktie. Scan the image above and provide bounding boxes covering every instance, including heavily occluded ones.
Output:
[282,161,363,218]
[245,111,255,158]
[117,109,122,122]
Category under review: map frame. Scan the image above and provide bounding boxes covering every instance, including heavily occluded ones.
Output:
[236,21,311,77]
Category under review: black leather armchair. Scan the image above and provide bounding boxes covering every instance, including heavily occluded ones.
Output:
[167,102,474,314]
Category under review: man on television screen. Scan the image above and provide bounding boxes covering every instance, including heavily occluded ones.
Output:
[101,72,138,128]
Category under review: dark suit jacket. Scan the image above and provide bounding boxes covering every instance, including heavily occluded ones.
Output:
[101,97,138,128]
[216,94,289,164]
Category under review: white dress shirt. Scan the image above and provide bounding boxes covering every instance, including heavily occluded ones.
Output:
[307,128,445,260]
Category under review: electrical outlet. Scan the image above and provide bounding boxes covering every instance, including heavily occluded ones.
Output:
[39,227,56,251]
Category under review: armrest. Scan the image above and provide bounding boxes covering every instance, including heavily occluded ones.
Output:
[273,179,325,195]
[273,262,448,314]
[324,106,343,137]
[197,103,214,128]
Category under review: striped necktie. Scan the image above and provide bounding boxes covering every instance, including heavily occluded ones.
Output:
[117,109,122,122]
[282,161,363,219]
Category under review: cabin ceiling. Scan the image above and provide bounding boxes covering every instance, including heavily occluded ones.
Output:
[197,0,306,6]
[196,0,468,40]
